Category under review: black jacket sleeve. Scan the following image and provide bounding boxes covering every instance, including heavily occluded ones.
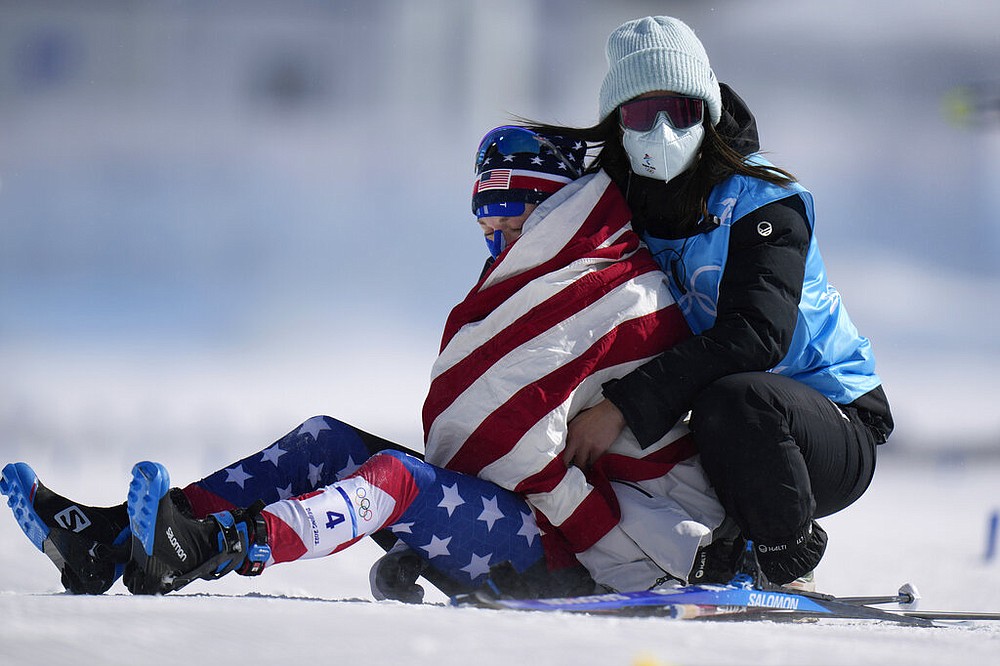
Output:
[602,195,812,447]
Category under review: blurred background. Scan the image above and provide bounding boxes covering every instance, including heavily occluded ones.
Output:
[1,0,998,483]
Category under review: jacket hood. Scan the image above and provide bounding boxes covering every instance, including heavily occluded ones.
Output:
[716,83,759,157]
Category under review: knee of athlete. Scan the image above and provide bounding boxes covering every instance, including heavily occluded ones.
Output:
[353,451,423,502]
[370,449,414,467]
[356,450,405,476]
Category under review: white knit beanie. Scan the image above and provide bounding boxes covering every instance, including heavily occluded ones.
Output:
[599,16,722,126]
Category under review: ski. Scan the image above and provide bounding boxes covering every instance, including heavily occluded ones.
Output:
[451,542,1000,626]
[452,580,965,627]
[900,611,1000,622]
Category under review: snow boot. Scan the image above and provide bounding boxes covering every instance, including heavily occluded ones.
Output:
[125,461,270,595]
[1,462,130,594]
[754,521,827,586]
[687,516,741,585]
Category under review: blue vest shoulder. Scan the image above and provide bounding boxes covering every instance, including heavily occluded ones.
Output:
[709,155,815,227]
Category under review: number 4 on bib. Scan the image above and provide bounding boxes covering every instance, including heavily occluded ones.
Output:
[326,511,345,529]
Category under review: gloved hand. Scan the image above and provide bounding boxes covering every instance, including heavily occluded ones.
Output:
[369,540,428,604]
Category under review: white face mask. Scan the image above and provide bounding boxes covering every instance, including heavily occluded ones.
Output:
[622,118,705,182]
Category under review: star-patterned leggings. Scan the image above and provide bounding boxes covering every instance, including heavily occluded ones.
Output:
[178,416,544,590]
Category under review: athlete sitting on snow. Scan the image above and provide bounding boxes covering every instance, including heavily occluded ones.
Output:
[2,126,726,600]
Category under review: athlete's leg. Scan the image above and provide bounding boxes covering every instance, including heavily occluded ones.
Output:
[182,415,416,517]
[262,450,544,590]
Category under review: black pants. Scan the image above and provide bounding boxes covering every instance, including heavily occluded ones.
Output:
[689,372,878,549]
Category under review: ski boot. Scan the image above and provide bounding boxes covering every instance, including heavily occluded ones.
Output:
[461,559,596,604]
[1,462,131,594]
[125,461,270,595]
[369,540,430,604]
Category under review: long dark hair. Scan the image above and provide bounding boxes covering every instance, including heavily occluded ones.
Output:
[525,110,797,231]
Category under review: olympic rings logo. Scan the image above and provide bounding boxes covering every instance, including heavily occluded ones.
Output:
[676,263,721,320]
[355,487,373,521]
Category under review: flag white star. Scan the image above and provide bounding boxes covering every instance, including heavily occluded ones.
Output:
[339,453,362,478]
[502,154,515,162]
[391,522,414,535]
[573,141,584,151]
[477,496,504,531]
[460,552,493,579]
[438,483,465,517]
[517,511,537,547]
[277,484,294,500]
[224,465,253,489]
[298,417,331,440]
[260,444,286,466]
[530,156,543,166]
[307,462,325,488]
[422,534,451,559]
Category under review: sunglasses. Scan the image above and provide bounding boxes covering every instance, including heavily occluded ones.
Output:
[619,96,704,132]
[475,126,582,178]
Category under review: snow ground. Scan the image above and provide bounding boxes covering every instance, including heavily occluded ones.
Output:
[2,457,999,666]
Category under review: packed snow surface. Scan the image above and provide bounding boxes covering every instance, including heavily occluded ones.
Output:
[2,457,999,666]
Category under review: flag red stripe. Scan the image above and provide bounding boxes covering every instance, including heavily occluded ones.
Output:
[505,173,572,192]
[442,306,690,476]
[594,433,698,482]
[514,459,622,552]
[422,254,662,432]
[549,475,620,551]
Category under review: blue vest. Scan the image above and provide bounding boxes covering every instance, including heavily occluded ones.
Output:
[641,156,881,405]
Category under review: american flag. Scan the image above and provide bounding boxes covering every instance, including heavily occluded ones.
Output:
[476,169,512,192]
[425,171,696,557]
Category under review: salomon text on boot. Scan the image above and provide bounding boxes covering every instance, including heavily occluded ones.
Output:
[125,461,270,595]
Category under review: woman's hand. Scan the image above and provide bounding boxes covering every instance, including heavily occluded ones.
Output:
[563,400,626,469]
